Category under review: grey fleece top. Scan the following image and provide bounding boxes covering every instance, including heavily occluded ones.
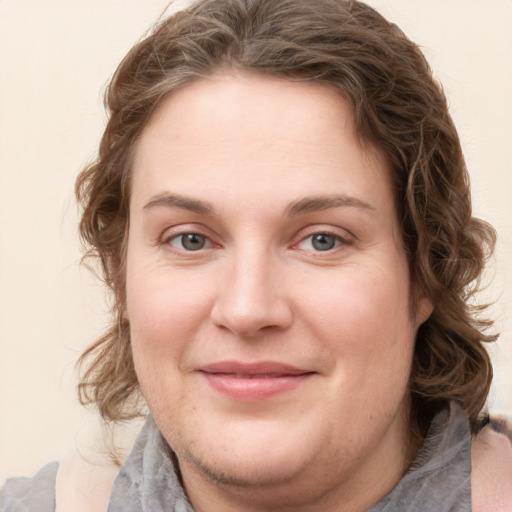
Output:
[0,402,471,511]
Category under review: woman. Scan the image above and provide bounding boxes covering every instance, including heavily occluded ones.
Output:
[2,0,511,510]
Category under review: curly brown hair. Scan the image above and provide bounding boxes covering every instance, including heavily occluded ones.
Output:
[76,0,497,434]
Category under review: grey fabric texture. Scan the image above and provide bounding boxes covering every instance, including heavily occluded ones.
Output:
[0,402,471,511]
[107,417,193,512]
[0,460,57,512]
[368,401,471,511]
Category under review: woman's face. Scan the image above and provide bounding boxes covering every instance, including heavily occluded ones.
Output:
[126,73,432,504]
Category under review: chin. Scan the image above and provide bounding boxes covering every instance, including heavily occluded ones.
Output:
[171,418,320,488]
[182,448,300,488]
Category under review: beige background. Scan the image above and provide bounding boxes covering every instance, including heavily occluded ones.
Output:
[1,0,511,483]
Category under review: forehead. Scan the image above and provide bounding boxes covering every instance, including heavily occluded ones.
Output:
[137,73,356,155]
[130,72,393,214]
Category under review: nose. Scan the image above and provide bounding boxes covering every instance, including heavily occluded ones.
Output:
[210,248,293,338]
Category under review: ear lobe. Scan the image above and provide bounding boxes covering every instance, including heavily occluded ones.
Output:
[416,294,434,326]
[121,303,129,321]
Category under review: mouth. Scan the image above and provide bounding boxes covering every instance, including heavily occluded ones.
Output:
[198,361,315,401]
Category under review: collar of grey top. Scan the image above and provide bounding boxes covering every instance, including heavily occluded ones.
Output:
[105,401,471,512]
[107,415,192,512]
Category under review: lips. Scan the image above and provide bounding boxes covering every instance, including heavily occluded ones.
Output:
[199,361,314,401]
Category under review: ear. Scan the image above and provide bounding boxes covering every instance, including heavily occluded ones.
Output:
[121,295,129,321]
[414,289,434,327]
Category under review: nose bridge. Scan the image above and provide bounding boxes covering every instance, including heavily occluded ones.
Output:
[211,241,292,336]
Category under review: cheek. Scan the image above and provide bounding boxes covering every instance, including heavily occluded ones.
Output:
[303,263,416,381]
[126,273,199,418]
[128,257,212,329]
[126,264,212,375]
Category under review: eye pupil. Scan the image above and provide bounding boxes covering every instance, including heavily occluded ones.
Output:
[312,234,336,251]
[182,233,206,251]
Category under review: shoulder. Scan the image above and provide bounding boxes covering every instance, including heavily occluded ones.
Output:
[1,461,58,512]
[54,418,143,512]
[55,451,119,512]
[471,425,512,512]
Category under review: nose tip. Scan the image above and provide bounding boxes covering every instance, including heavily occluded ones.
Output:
[211,300,289,337]
[210,262,293,337]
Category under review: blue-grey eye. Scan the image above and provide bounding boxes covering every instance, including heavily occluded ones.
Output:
[171,233,207,251]
[311,233,337,251]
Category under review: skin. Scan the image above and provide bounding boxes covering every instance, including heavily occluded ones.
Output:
[125,72,433,512]
[471,427,512,511]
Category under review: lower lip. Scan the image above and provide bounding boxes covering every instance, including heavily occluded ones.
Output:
[202,373,313,401]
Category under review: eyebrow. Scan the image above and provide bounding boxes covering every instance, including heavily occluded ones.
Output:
[143,193,215,215]
[142,192,375,217]
[286,194,376,216]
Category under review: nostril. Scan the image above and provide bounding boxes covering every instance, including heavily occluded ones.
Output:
[210,295,293,337]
